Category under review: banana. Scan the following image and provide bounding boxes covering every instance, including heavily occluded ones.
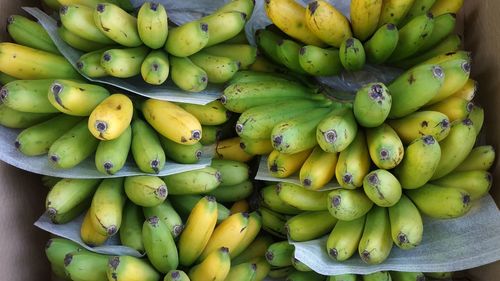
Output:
[95,125,131,175]
[335,130,371,189]
[165,22,209,57]
[431,118,476,179]
[287,271,325,281]
[143,216,178,273]
[389,13,434,62]
[189,247,231,281]
[363,272,392,281]
[216,137,255,162]
[45,178,100,223]
[178,196,218,266]
[455,145,496,172]
[329,274,358,281]
[240,137,274,155]
[203,44,257,69]
[431,170,492,200]
[275,39,307,74]
[268,267,295,279]
[199,11,246,47]
[468,104,484,136]
[59,5,114,44]
[57,0,119,8]
[265,0,324,46]
[286,211,338,242]
[48,118,100,169]
[427,59,471,105]
[200,212,249,259]
[255,28,284,65]
[160,136,202,164]
[120,201,144,252]
[259,207,288,238]
[216,0,255,20]
[15,115,82,156]
[57,23,109,52]
[169,56,208,92]
[248,55,286,73]
[430,0,464,16]
[364,24,400,64]
[89,178,126,236]
[45,238,87,278]
[106,256,160,281]
[0,105,54,129]
[189,52,240,84]
[261,185,302,215]
[77,49,108,78]
[305,0,352,47]
[164,270,190,281]
[351,0,383,41]
[44,0,62,9]
[363,169,402,207]
[88,93,133,140]
[124,176,167,207]
[101,46,150,78]
[386,111,450,143]
[267,149,313,178]
[424,272,453,279]
[298,45,342,76]
[178,100,229,126]
[137,2,168,49]
[366,123,404,169]
[316,107,358,153]
[130,118,166,173]
[406,183,471,218]
[64,251,109,281]
[358,206,393,264]
[292,257,312,272]
[200,125,221,145]
[1,79,59,113]
[144,200,183,239]
[418,13,456,54]
[424,97,473,123]
[93,3,142,47]
[299,146,338,190]
[388,64,444,118]
[400,0,436,25]
[142,99,202,144]
[326,215,365,261]
[232,235,274,265]
[353,83,392,127]
[141,50,170,85]
[390,271,426,281]
[388,194,423,250]
[228,70,293,85]
[395,135,441,189]
[210,159,249,186]
[163,167,221,195]
[80,209,108,246]
[451,79,477,101]
[277,182,329,211]
[0,72,16,85]
[230,212,263,258]
[339,38,366,71]
[48,79,110,116]
[327,189,374,221]
[265,241,294,267]
[378,0,415,27]
[225,262,257,281]
[7,15,59,54]
[51,197,91,225]
[230,200,250,214]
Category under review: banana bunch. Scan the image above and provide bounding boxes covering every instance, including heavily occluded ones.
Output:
[328,271,454,281]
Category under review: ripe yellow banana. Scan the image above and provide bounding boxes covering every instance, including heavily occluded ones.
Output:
[335,130,371,189]
[267,149,313,178]
[299,146,338,190]
[450,79,477,101]
[351,0,383,41]
[231,212,263,258]
[430,0,464,17]
[89,178,126,236]
[88,93,133,140]
[80,209,108,246]
[189,247,231,281]
[215,137,255,162]
[378,0,415,27]
[305,0,353,47]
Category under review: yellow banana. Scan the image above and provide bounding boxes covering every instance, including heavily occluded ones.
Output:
[59,4,114,44]
[424,96,474,122]
[93,3,142,47]
[232,235,274,265]
[106,256,160,281]
[454,145,496,172]
[277,182,330,211]
[48,79,110,116]
[450,79,477,101]
[366,123,405,169]
[261,185,302,215]
[189,247,231,281]
[215,137,255,162]
[431,170,492,200]
[299,146,338,190]
[378,0,416,27]
[231,212,263,258]
[89,178,126,236]
[430,0,464,17]
[80,209,108,246]
[177,100,230,126]
[326,215,366,261]
[137,2,169,49]
[88,93,133,140]
[267,149,313,178]
[335,130,371,189]
[358,206,393,264]
[351,0,383,41]
[285,211,338,242]
[386,110,451,144]
[240,137,274,155]
[305,0,353,47]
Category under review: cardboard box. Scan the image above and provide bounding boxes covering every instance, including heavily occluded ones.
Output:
[0,0,498,280]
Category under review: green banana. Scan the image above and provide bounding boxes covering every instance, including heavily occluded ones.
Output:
[232,234,274,265]
[275,39,307,74]
[1,79,58,113]
[206,180,253,202]
[120,201,145,252]
[363,169,402,207]
[292,256,312,272]
[137,2,168,49]
[326,215,365,262]
[143,216,178,273]
[418,13,456,53]
[261,185,302,215]
[366,123,405,169]
[164,270,190,281]
[353,83,392,127]
[95,125,132,175]
[143,200,183,239]
[93,3,142,47]
[227,70,295,85]
[45,238,87,278]
[426,58,471,104]
[210,159,249,186]
[131,118,166,174]
[101,46,150,78]
[455,145,496,172]
[124,176,167,207]
[328,189,374,221]
[48,118,99,169]
[316,107,358,153]
[189,52,240,84]
[141,50,170,85]
[335,130,371,189]
[268,267,295,279]
[59,5,114,44]
[57,23,109,52]
[364,23,399,65]
[202,43,257,70]
[199,11,247,47]
[388,195,423,250]
[363,271,392,281]
[216,0,255,21]
[15,115,82,156]
[163,167,221,195]
[64,251,109,281]
[339,38,366,71]
[0,72,16,85]
[390,271,425,281]
[106,256,160,281]
[89,178,126,236]
[395,135,441,189]
[259,207,288,238]
[169,56,208,92]
[7,15,59,54]
[165,21,209,57]
[48,79,110,116]
[225,262,257,281]
[286,271,326,281]
[468,104,484,136]
[265,241,294,267]
[76,49,108,78]
[160,136,202,164]
[298,45,342,76]
[200,125,221,145]
[405,183,472,219]
[358,206,393,265]
[431,170,492,200]
[389,13,435,62]
[277,182,329,211]
[286,211,337,242]
[177,100,230,126]
[401,0,437,24]
[328,274,358,281]
[386,110,451,144]
[255,28,284,65]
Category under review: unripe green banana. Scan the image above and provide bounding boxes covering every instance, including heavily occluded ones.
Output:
[395,135,441,189]
[401,0,437,25]
[89,178,126,236]
[418,13,456,54]
[364,23,399,64]
[389,13,435,62]
[144,200,183,239]
[286,211,337,242]
[164,270,190,281]
[0,72,16,85]
[59,5,114,44]
[232,234,274,266]
[206,180,253,203]
[468,104,484,136]
[366,123,404,169]
[77,49,108,78]
[292,256,312,272]
[199,11,247,47]
[387,111,451,144]
[316,107,358,153]
[255,28,284,64]
[275,39,307,74]
[203,44,257,69]
[210,159,249,186]
[137,2,168,49]
[101,46,150,78]
[299,146,338,190]
[1,79,59,113]
[15,115,82,156]
[265,241,294,267]
[268,267,295,279]
[363,271,392,281]
[169,56,208,92]
[328,189,373,221]
[48,79,110,116]
[227,70,294,85]
[388,64,444,118]
[177,100,230,126]
[106,256,160,281]
[48,118,99,169]
[189,52,240,84]
[57,22,109,52]
[216,0,255,21]
[143,216,178,273]
[390,271,425,281]
[165,22,209,57]
[328,273,358,281]
[225,262,257,281]
[363,169,402,207]
[163,167,221,195]
[64,251,109,281]
[120,201,144,252]
[124,176,167,207]
[141,50,170,85]
[335,130,371,189]
[95,125,131,175]
[353,83,392,127]
[326,215,365,262]
[277,182,329,211]
[431,170,492,200]
[455,145,495,172]
[298,45,342,76]
[45,238,87,278]
[358,206,393,265]
[405,183,472,219]
[389,195,423,250]
[93,3,142,47]
[160,136,202,164]
[286,271,326,281]
[200,125,221,145]
[261,185,302,215]
[259,207,287,238]
[426,58,471,104]
[131,118,166,174]
[7,15,59,54]
[339,38,366,72]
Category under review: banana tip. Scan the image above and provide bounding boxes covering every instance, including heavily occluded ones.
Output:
[196,150,202,160]
[360,250,370,263]
[332,195,341,207]
[147,216,160,226]
[367,173,380,185]
[7,16,14,25]
[95,121,108,133]
[379,148,390,160]
[76,61,84,70]
[308,1,319,14]
[103,162,114,174]
[323,130,337,144]
[191,130,201,140]
[107,225,117,236]
[150,159,161,173]
[432,66,444,79]
[96,4,106,13]
[14,140,20,149]
[220,247,229,253]
[108,256,120,270]
[328,248,338,259]
[59,6,68,15]
[157,185,167,199]
[200,23,209,33]
[342,173,353,185]
[149,2,159,11]
[206,195,216,202]
[422,135,436,145]
[265,250,274,262]
[64,253,73,267]
[303,178,312,187]
[235,124,243,133]
[47,208,57,218]
[0,88,8,102]
[397,232,409,244]
[171,271,180,278]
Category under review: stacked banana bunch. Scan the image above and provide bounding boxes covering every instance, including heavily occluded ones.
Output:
[261,0,463,74]
[46,0,257,91]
